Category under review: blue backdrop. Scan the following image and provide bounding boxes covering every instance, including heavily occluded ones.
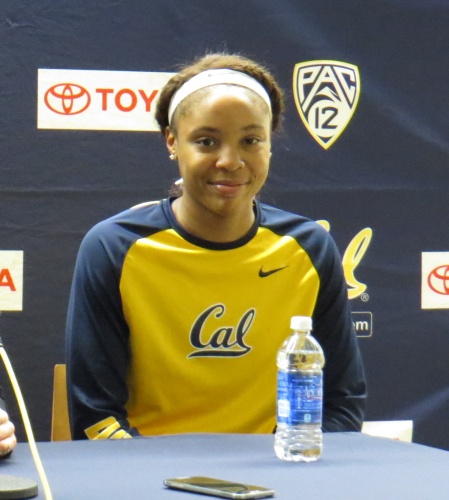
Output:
[1,0,449,449]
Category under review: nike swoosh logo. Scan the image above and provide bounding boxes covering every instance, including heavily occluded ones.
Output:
[259,265,288,278]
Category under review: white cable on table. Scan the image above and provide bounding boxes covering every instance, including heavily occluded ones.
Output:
[0,343,53,500]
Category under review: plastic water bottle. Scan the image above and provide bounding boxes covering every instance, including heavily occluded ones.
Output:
[274,316,325,462]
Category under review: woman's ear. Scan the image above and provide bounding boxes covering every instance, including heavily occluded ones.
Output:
[165,126,177,160]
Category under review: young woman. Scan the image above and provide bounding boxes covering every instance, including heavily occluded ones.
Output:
[65,53,366,440]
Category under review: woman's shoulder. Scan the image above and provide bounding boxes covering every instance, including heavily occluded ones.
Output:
[259,202,329,237]
[78,198,170,253]
[258,202,339,263]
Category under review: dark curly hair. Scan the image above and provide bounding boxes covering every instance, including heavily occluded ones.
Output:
[155,52,285,134]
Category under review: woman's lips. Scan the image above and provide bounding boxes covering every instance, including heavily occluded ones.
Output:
[209,180,248,196]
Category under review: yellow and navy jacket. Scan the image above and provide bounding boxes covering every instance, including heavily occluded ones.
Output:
[66,198,366,440]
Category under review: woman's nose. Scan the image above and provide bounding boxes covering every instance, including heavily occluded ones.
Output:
[215,146,243,170]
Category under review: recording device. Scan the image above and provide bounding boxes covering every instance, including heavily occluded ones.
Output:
[163,476,275,499]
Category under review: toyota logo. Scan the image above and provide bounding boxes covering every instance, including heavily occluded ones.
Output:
[427,265,449,295]
[44,83,91,115]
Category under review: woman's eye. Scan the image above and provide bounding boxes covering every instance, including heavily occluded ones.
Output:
[244,137,261,145]
[196,138,216,147]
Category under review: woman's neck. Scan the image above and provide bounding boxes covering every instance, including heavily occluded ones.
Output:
[171,196,256,243]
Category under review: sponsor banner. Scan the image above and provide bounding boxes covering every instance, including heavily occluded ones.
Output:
[0,251,24,311]
[352,311,373,338]
[422,252,449,309]
[317,220,372,301]
[293,60,360,149]
[37,69,174,131]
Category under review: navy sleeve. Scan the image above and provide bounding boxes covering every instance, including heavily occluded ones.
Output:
[310,226,367,431]
[65,220,137,440]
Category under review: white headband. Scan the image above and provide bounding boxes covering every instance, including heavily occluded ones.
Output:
[167,69,272,125]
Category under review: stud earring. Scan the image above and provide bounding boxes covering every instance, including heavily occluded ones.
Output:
[169,153,176,161]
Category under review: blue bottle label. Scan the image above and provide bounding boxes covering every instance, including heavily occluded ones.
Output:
[277,372,323,425]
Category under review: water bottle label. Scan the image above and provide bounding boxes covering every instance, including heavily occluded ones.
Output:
[277,372,323,425]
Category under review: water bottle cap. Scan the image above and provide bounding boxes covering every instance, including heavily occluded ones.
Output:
[290,316,312,331]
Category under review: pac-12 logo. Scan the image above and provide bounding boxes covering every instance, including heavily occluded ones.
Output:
[293,60,361,149]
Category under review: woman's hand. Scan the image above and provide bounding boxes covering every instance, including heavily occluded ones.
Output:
[0,408,17,457]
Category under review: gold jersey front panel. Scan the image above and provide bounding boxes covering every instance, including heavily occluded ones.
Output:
[120,226,320,435]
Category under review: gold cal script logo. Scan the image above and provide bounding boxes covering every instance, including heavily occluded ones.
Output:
[317,221,372,300]
[293,60,360,149]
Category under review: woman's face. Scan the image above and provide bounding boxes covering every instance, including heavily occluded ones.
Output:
[166,85,272,220]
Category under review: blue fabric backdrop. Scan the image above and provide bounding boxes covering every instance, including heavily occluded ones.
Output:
[1,0,449,449]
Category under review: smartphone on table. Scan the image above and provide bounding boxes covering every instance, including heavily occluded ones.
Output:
[163,476,275,499]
